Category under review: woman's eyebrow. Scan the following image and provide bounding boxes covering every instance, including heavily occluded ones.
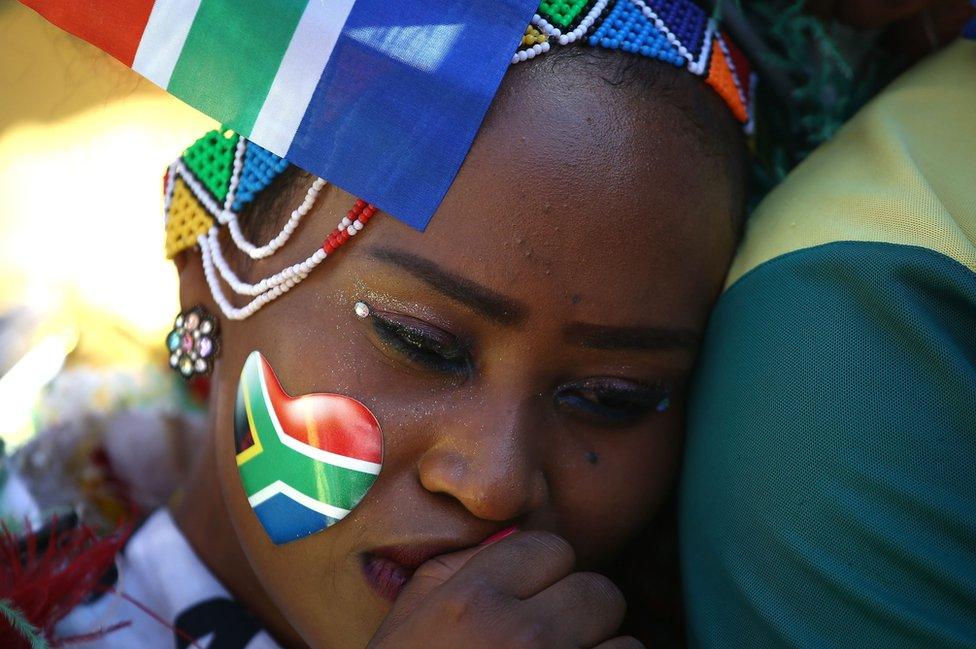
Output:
[366,247,529,326]
[562,322,700,351]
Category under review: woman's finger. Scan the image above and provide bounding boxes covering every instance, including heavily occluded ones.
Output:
[521,571,626,647]
[448,530,577,598]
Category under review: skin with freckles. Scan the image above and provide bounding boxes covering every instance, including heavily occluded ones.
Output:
[171,52,741,648]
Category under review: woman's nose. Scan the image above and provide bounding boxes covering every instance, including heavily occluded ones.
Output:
[417,402,549,522]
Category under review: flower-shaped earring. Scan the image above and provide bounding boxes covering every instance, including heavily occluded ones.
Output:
[166,306,220,379]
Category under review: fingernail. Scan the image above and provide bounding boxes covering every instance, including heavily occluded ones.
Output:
[480,525,518,546]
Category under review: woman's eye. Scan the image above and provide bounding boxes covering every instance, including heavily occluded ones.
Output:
[367,310,470,376]
[555,379,671,426]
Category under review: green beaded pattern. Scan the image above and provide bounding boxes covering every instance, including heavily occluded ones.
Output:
[181,129,240,203]
[538,0,591,28]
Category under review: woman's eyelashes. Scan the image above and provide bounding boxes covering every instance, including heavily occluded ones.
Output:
[358,302,671,426]
[367,309,471,376]
[554,378,671,426]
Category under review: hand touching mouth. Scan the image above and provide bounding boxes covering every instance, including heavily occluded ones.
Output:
[361,527,517,601]
[361,543,461,601]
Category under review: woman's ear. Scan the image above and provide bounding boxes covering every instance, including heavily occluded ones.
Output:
[173,249,219,318]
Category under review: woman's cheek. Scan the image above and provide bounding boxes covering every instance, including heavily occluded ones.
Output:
[209,350,381,647]
[557,421,682,562]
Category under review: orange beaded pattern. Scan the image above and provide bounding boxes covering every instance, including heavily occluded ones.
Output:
[704,34,750,125]
[515,0,754,132]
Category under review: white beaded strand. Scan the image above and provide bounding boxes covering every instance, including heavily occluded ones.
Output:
[511,40,551,64]
[556,0,608,45]
[715,32,748,108]
[513,0,611,64]
[215,136,328,259]
[225,177,327,259]
[531,12,563,38]
[220,136,248,217]
[688,18,717,75]
[173,129,382,320]
[200,233,311,321]
[162,162,178,223]
[206,228,328,296]
[199,207,372,320]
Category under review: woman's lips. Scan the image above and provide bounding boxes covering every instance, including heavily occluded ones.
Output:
[361,543,459,601]
[361,528,518,601]
[361,553,412,601]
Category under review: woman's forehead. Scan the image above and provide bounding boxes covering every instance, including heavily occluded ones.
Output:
[336,61,738,322]
[443,71,727,242]
[358,179,733,333]
[470,57,733,209]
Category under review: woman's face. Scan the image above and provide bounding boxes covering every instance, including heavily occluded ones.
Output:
[209,58,738,646]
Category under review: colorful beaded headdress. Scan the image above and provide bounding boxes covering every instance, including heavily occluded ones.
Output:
[17,0,756,319]
[164,131,378,321]
[515,0,753,130]
[161,0,755,321]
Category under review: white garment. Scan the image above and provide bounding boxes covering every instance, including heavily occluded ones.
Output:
[56,509,282,649]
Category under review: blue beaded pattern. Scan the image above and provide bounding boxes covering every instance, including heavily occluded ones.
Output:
[516,0,752,131]
[589,0,685,66]
[521,0,713,69]
[231,141,291,212]
[643,0,708,59]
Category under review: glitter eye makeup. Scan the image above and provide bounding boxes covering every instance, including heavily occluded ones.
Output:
[234,351,383,545]
[355,300,673,428]
[554,377,672,426]
[355,301,471,377]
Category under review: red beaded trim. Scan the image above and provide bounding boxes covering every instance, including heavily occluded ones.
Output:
[322,199,378,255]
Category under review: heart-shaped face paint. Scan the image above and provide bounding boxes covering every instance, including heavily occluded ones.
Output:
[234,351,383,545]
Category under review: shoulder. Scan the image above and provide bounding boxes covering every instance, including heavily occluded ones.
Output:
[681,41,976,648]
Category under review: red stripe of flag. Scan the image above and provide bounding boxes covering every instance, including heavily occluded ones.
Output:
[259,356,383,465]
[19,0,156,66]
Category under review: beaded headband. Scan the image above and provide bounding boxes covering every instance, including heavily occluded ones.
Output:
[165,0,754,321]
[164,130,376,320]
[516,0,754,130]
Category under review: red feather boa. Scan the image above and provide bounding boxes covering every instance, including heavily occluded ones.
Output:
[0,516,129,647]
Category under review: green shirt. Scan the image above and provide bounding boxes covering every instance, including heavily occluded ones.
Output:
[681,41,976,648]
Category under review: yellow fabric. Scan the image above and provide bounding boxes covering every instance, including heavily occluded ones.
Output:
[727,40,976,288]
[165,177,214,258]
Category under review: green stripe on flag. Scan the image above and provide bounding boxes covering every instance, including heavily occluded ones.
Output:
[238,359,375,512]
[167,0,309,135]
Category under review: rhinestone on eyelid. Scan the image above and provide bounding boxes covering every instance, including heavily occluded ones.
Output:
[354,301,370,319]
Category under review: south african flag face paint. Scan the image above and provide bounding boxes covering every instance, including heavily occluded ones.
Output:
[235,351,383,545]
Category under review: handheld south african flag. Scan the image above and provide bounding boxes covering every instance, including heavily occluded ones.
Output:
[235,351,383,545]
[18,0,538,230]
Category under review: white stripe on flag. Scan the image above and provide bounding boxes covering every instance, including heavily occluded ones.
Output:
[257,359,382,476]
[249,480,351,520]
[132,0,203,89]
[248,0,357,155]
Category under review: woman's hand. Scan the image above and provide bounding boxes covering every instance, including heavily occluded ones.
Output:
[367,531,643,649]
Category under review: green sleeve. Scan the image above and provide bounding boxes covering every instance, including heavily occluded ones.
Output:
[680,240,976,648]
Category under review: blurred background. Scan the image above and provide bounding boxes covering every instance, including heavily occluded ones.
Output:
[0,0,214,451]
